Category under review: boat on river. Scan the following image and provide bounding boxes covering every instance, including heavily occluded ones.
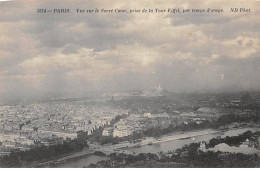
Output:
[179,136,191,140]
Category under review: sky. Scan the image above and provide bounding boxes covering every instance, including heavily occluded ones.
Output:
[0,0,259,101]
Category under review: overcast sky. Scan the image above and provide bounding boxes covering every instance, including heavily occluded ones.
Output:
[0,0,259,101]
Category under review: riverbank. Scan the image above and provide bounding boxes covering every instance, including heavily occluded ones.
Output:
[137,129,221,146]
[90,125,259,155]
[35,129,220,166]
[40,129,221,167]
[98,129,221,151]
[38,126,259,167]
[29,148,94,167]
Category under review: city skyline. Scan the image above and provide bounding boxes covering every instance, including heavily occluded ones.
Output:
[0,1,260,167]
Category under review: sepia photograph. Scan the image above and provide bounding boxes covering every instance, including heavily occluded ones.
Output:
[0,0,259,168]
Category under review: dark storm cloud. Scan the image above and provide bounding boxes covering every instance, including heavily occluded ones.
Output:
[0,0,259,102]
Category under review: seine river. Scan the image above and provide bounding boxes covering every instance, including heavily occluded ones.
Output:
[126,127,259,154]
[53,154,109,168]
[54,127,259,168]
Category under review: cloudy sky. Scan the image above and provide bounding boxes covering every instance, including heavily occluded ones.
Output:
[0,0,259,101]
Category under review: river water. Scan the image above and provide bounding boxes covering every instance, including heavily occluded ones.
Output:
[54,127,259,168]
[126,127,259,154]
[53,154,108,168]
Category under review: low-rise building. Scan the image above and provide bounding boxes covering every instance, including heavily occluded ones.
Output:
[144,113,152,118]
[102,127,114,136]
[2,141,16,148]
[113,119,133,137]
